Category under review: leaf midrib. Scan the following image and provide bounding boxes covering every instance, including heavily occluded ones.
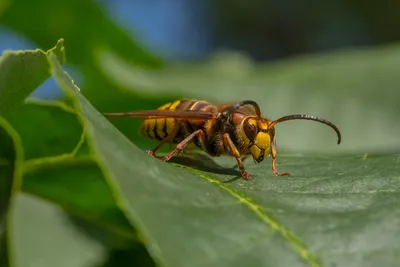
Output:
[176,164,321,267]
[48,51,321,267]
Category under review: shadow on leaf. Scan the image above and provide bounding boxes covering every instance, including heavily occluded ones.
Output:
[96,245,156,267]
[167,152,243,182]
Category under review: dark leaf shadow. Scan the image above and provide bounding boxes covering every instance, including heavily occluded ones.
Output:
[167,152,242,183]
[95,245,156,267]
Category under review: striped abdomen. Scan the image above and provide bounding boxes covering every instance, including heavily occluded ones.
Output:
[140,100,217,143]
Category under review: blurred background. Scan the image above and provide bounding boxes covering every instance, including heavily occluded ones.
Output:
[1,0,400,152]
[2,1,400,266]
[0,0,400,153]
[3,0,399,62]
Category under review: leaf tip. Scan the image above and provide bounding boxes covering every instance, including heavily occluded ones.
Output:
[47,51,82,97]
[47,38,66,64]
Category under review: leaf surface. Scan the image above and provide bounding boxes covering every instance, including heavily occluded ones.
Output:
[44,47,400,267]
[10,193,105,267]
[181,153,400,267]
[0,39,65,115]
[49,52,321,267]
[7,101,139,248]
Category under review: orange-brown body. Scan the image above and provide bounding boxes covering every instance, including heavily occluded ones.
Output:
[104,99,341,180]
[140,100,269,159]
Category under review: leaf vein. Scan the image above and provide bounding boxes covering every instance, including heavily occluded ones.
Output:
[178,165,322,267]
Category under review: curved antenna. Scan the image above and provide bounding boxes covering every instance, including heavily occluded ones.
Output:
[269,114,341,144]
[226,100,261,118]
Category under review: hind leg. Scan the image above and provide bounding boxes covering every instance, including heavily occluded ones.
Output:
[146,121,181,158]
[160,129,204,161]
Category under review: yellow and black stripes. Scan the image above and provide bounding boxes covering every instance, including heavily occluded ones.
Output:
[140,100,214,142]
[141,101,175,140]
[140,99,246,157]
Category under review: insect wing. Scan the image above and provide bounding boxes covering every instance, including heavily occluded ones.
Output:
[103,109,218,120]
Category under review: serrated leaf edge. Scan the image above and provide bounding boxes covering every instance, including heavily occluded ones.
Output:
[47,50,169,267]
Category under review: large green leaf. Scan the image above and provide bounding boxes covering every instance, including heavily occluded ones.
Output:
[1,0,175,152]
[6,103,146,264]
[0,38,153,265]
[49,47,400,267]
[6,100,139,249]
[97,46,400,154]
[0,39,65,115]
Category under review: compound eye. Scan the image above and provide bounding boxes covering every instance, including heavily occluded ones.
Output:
[244,118,257,140]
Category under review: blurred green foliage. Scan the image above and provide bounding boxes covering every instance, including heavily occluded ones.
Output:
[99,45,400,154]
[1,1,400,267]
[0,0,167,143]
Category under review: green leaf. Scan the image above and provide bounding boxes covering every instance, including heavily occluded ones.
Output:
[49,51,400,267]
[0,116,23,267]
[9,193,105,267]
[1,0,170,152]
[0,0,160,69]
[0,38,144,262]
[176,153,400,267]
[5,100,83,160]
[0,39,65,115]
[0,0,163,109]
[22,156,137,248]
[7,101,139,248]
[48,50,319,267]
[98,47,400,154]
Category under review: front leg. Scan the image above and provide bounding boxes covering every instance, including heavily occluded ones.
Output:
[270,135,290,176]
[223,133,252,180]
[231,156,249,168]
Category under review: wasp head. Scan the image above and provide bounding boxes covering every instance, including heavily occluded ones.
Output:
[242,117,274,163]
[230,100,341,166]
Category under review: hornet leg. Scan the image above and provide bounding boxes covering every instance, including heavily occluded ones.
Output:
[223,133,252,180]
[270,136,290,176]
[231,156,249,168]
[146,121,181,158]
[160,129,204,162]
